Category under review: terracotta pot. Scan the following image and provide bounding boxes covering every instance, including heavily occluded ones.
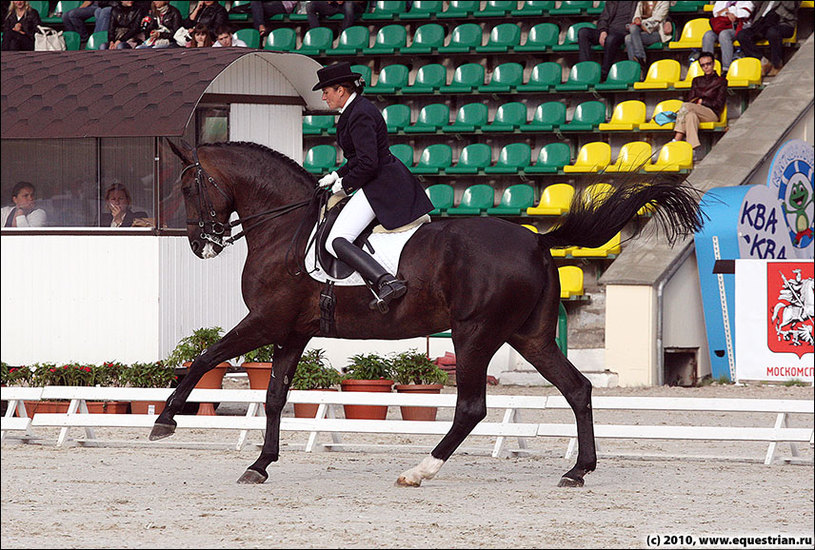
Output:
[85,401,130,414]
[394,384,444,421]
[183,362,229,415]
[22,400,70,418]
[130,400,166,415]
[242,362,273,391]
[20,400,129,416]
[293,388,338,418]
[339,379,393,420]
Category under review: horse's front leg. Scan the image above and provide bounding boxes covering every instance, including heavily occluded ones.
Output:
[238,334,310,484]
[149,316,271,441]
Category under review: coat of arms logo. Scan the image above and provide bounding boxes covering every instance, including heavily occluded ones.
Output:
[767,262,814,358]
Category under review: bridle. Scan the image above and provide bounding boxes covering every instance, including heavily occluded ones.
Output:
[181,147,314,250]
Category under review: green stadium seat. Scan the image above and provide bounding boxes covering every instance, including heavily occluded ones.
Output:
[527,183,575,215]
[447,184,495,216]
[390,144,415,167]
[517,62,562,92]
[363,24,407,54]
[63,30,81,51]
[229,1,252,21]
[29,1,54,23]
[511,1,555,16]
[560,100,606,132]
[438,0,481,18]
[404,103,450,134]
[303,115,336,135]
[486,184,535,216]
[476,0,517,17]
[552,22,596,51]
[401,23,445,54]
[555,61,602,92]
[670,1,710,12]
[51,1,82,23]
[440,63,486,93]
[484,142,532,174]
[522,101,567,132]
[382,104,411,133]
[366,0,408,19]
[329,26,370,55]
[595,60,642,90]
[84,31,108,50]
[351,64,373,88]
[297,27,334,56]
[526,142,572,174]
[476,23,521,53]
[443,103,489,134]
[401,0,444,19]
[515,22,559,52]
[265,27,296,51]
[367,64,409,94]
[438,23,482,53]
[304,145,338,174]
[550,1,599,15]
[480,62,524,93]
[412,144,453,174]
[598,100,647,131]
[404,63,446,94]
[236,28,260,49]
[446,143,493,174]
[483,102,528,132]
[426,184,455,215]
[170,1,190,18]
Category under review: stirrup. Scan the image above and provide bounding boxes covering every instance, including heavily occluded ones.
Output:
[368,279,407,313]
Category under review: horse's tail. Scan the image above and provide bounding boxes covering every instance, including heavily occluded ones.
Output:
[537,179,704,252]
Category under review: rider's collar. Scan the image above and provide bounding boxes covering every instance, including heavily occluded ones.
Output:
[339,92,357,114]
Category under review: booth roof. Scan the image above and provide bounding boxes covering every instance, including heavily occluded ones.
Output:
[1,49,325,140]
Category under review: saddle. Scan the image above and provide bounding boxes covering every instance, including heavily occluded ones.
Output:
[313,195,376,279]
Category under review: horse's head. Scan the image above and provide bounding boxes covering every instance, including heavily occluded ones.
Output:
[168,140,234,259]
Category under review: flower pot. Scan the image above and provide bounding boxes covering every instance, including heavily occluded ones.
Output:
[22,400,130,417]
[183,362,229,415]
[394,384,444,421]
[242,361,273,391]
[340,379,393,420]
[85,401,130,414]
[293,388,338,418]
[22,400,70,418]
[130,401,166,415]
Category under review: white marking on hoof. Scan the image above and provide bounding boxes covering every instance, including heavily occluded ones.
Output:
[396,455,444,487]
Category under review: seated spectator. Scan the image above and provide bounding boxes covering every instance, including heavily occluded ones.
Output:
[187,22,214,47]
[102,0,147,49]
[702,1,754,76]
[736,0,798,76]
[672,51,727,151]
[250,1,298,39]
[136,0,182,49]
[182,0,228,35]
[213,24,247,47]
[62,1,114,46]
[306,1,368,32]
[578,1,637,80]
[625,2,672,72]
[100,183,151,228]
[1,181,47,228]
[1,1,41,51]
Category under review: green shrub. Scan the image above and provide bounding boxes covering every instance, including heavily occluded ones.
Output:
[121,361,177,388]
[1,362,31,386]
[291,349,341,390]
[243,344,275,363]
[390,349,448,385]
[342,352,394,381]
[166,327,228,368]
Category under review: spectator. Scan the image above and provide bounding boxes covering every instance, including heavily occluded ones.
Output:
[1,1,41,51]
[187,22,214,47]
[136,0,183,49]
[62,1,114,46]
[578,1,637,80]
[213,24,247,47]
[100,183,151,228]
[735,1,798,76]
[672,51,728,151]
[182,0,228,35]
[250,1,298,39]
[2,182,47,228]
[625,2,672,72]
[306,1,368,32]
[702,1,754,75]
[102,0,147,49]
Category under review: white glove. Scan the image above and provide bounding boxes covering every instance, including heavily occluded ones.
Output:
[319,171,339,188]
[331,178,344,194]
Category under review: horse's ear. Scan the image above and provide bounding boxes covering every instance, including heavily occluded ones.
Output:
[166,138,194,165]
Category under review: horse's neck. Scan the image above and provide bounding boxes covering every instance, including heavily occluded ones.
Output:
[233,188,313,252]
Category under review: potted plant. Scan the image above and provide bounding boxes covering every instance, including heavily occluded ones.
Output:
[391,349,448,421]
[340,353,394,420]
[1,362,31,416]
[26,362,129,415]
[290,349,341,418]
[166,326,231,415]
[241,344,275,391]
[121,361,177,415]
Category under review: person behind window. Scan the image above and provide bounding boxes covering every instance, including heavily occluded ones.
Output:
[250,1,297,39]
[187,22,213,47]
[101,183,151,228]
[212,24,246,47]
[101,0,148,49]
[2,181,47,228]
[306,1,368,32]
[62,1,114,46]
[136,0,182,49]
[1,1,41,51]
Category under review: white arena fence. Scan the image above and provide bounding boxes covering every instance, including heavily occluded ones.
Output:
[2,386,812,465]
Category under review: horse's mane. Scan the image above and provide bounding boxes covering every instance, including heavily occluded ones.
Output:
[202,141,317,192]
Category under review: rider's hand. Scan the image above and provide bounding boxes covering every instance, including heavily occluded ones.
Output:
[331,178,344,194]
[319,171,339,188]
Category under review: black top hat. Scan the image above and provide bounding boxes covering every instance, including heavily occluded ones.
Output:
[312,62,363,91]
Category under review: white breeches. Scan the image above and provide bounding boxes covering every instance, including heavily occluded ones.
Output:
[325,188,376,258]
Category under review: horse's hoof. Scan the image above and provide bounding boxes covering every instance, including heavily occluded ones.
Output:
[237,469,268,484]
[395,475,421,487]
[557,475,585,488]
[149,422,176,441]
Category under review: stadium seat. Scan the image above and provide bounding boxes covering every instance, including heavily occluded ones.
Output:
[552,1,603,15]
[366,0,408,19]
[390,143,415,167]
[604,141,654,172]
[556,61,602,92]
[53,1,82,22]
[669,18,711,49]
[443,102,489,133]
[426,183,455,215]
[523,224,539,233]
[170,0,189,18]
[510,1,556,16]
[671,1,710,12]
[329,26,370,55]
[486,184,535,216]
[483,102,528,132]
[477,0,517,17]
[84,31,108,50]
[446,143,493,174]
[401,0,443,19]
[303,115,335,135]
[726,57,763,88]
[644,141,694,172]
[480,62,524,93]
[401,23,445,54]
[639,99,683,130]
[297,27,334,56]
[364,24,408,54]
[236,28,260,49]
[367,63,409,94]
[304,145,338,174]
[446,184,495,216]
[563,142,612,173]
[404,103,450,133]
[439,23,483,53]
[265,27,296,51]
[522,101,567,132]
[515,22,560,52]
[382,104,411,133]
[699,104,728,130]
[440,63,486,93]
[351,64,372,88]
[633,59,681,89]
[674,59,722,88]
[484,142,532,174]
[63,30,81,51]
[228,0,251,21]
[595,60,642,90]
[476,22,522,53]
[404,63,446,94]
[526,142,572,173]
[569,232,622,257]
[412,143,453,174]
[517,62,563,92]
[558,266,585,299]
[552,22,596,51]
[598,100,647,131]
[439,0,481,18]
[28,1,52,23]
[560,100,606,132]
[527,183,575,215]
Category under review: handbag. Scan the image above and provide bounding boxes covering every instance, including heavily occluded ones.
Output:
[710,15,735,34]
[34,26,66,51]
[174,26,192,47]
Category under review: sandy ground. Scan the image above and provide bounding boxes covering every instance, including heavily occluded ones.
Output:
[2,382,813,549]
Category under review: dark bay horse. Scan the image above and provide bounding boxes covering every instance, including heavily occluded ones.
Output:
[151,140,702,487]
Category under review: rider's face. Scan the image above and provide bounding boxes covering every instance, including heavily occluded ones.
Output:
[321,86,345,111]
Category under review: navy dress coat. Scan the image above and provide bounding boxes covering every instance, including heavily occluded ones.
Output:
[335,95,433,230]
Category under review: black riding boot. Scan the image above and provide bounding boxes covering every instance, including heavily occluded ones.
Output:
[332,237,407,313]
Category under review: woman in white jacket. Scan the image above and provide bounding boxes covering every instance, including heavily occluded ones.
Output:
[1,181,46,228]
[702,1,754,75]
[625,1,673,69]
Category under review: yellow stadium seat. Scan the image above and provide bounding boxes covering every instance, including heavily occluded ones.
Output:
[521,224,538,233]
[726,57,763,88]
[674,59,722,89]
[739,25,797,46]
[583,182,614,205]
[668,18,711,49]
[568,232,622,257]
[604,141,653,172]
[639,99,684,130]
[598,100,647,131]
[644,140,694,172]
[699,103,728,130]
[558,265,584,299]
[633,59,682,89]
[527,183,575,215]
[562,142,611,173]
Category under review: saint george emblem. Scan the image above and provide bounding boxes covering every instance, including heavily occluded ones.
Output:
[767,262,814,358]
